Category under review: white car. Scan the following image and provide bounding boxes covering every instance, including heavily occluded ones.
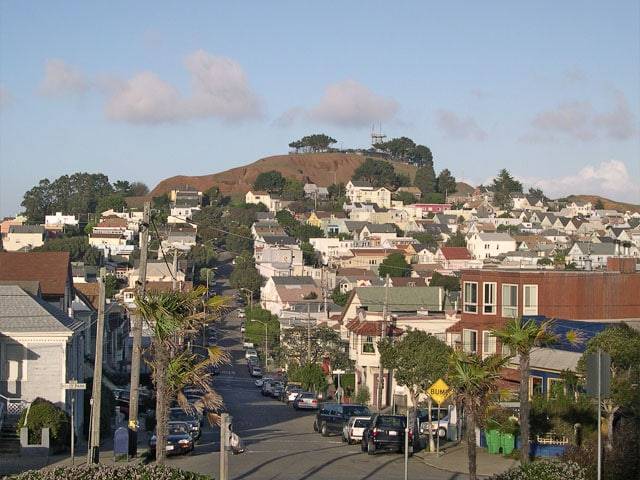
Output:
[342,416,371,444]
[420,415,450,438]
[245,348,258,360]
[243,342,254,349]
[238,312,246,319]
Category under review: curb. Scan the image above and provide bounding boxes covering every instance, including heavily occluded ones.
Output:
[414,450,515,478]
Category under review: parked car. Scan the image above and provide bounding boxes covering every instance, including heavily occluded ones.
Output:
[238,312,246,319]
[149,421,194,456]
[240,323,246,333]
[272,382,284,399]
[242,342,254,349]
[361,414,412,456]
[250,366,263,377]
[245,348,258,360]
[169,407,202,440]
[342,416,371,444]
[255,376,271,388]
[293,392,318,410]
[313,403,371,436]
[283,385,303,404]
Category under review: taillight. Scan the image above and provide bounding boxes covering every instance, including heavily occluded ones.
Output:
[372,428,380,437]
[408,430,413,440]
[311,399,317,404]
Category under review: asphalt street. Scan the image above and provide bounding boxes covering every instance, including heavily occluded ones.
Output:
[167,309,468,480]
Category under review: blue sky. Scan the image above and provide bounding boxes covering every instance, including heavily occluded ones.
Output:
[1,1,639,216]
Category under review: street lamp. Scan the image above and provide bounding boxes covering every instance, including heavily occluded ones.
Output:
[251,318,269,372]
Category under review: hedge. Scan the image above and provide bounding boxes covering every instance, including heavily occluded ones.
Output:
[8,464,212,480]
[489,459,586,480]
[17,398,70,453]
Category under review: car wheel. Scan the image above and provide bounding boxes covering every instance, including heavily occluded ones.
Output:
[367,439,376,455]
[341,433,347,443]
[438,427,447,438]
[313,420,318,432]
[321,422,329,437]
[360,439,367,452]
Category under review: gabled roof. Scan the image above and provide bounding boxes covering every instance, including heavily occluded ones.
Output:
[0,285,79,333]
[0,251,71,297]
[571,242,617,255]
[271,276,317,286]
[439,247,472,260]
[346,319,402,337]
[361,223,396,234]
[349,180,373,188]
[475,233,515,242]
[96,217,128,228]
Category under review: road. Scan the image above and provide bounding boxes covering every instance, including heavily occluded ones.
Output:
[168,310,468,480]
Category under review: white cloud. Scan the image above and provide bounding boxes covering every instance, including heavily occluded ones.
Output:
[40,59,90,96]
[435,109,487,141]
[276,80,398,128]
[523,160,640,202]
[105,50,262,124]
[525,92,637,141]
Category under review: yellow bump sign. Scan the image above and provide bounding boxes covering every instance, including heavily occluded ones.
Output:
[427,378,451,405]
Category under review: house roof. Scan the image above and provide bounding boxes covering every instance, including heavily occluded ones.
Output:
[362,223,397,234]
[260,235,298,246]
[571,242,617,255]
[336,268,378,278]
[0,251,71,297]
[74,282,100,310]
[511,348,582,372]
[96,217,128,228]
[274,284,320,303]
[0,280,41,296]
[475,233,515,242]
[389,277,427,287]
[349,248,402,256]
[0,285,80,333]
[90,233,126,239]
[352,286,443,313]
[271,276,317,286]
[8,225,45,234]
[439,247,472,260]
[345,319,402,337]
[349,180,372,188]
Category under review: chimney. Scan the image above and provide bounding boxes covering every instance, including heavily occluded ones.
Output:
[614,242,620,255]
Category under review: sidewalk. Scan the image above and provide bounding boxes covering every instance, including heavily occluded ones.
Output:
[415,442,519,478]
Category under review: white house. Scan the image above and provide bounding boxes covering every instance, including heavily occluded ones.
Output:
[260,276,320,316]
[466,232,517,259]
[0,285,84,431]
[44,212,79,231]
[3,226,45,251]
[245,191,282,212]
[255,243,304,278]
[345,181,392,209]
[567,242,638,269]
[309,237,355,266]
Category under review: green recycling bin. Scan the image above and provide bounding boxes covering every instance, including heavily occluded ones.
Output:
[500,433,515,455]
[486,430,501,454]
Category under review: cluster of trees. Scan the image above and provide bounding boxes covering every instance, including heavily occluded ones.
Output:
[280,324,351,371]
[289,134,337,153]
[374,136,433,167]
[229,252,265,296]
[32,235,103,265]
[21,172,149,222]
[253,170,305,201]
[378,252,411,278]
[352,158,410,190]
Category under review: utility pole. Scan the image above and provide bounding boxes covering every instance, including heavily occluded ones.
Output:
[597,348,602,480]
[219,413,230,480]
[172,248,178,291]
[377,274,390,412]
[307,302,312,363]
[322,265,328,319]
[88,268,106,464]
[128,201,149,456]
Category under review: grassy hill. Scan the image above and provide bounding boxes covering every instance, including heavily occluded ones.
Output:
[150,152,472,198]
[565,194,640,214]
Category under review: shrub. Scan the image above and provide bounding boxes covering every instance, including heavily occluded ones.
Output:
[354,385,371,406]
[17,398,71,453]
[489,459,586,480]
[8,463,212,480]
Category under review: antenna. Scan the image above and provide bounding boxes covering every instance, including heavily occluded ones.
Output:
[371,123,386,147]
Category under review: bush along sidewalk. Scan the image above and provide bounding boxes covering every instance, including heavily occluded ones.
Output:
[7,464,213,480]
[488,459,587,480]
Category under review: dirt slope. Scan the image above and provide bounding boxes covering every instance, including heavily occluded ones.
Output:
[566,195,640,214]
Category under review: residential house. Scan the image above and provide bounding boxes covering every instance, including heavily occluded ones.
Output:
[255,242,304,278]
[44,212,79,232]
[260,276,321,316]
[304,183,329,199]
[339,248,409,271]
[245,191,282,212]
[435,247,480,270]
[89,217,134,258]
[568,200,593,216]
[0,216,26,240]
[511,194,545,211]
[466,232,517,259]
[567,241,637,269]
[355,223,398,244]
[99,209,144,233]
[433,214,460,233]
[0,285,85,432]
[251,221,286,239]
[3,225,45,251]
[126,260,186,288]
[335,268,384,293]
[309,237,355,266]
[345,181,392,209]
[0,251,74,312]
[412,204,452,215]
[161,223,197,252]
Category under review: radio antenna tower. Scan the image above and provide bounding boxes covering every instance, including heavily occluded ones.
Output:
[371,122,386,147]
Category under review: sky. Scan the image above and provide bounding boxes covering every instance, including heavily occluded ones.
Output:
[1,1,639,217]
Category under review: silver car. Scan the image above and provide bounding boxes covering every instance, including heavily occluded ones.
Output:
[293,391,318,410]
[342,416,371,444]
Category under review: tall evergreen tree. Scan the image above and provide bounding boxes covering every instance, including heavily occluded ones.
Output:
[414,164,437,196]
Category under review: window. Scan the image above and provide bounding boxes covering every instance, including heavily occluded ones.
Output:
[463,282,478,313]
[523,285,538,315]
[462,329,478,353]
[530,376,543,398]
[547,378,565,399]
[483,282,496,314]
[362,336,375,354]
[482,331,496,357]
[502,284,518,318]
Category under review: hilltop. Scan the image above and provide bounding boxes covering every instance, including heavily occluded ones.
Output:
[150,152,472,198]
[565,194,640,214]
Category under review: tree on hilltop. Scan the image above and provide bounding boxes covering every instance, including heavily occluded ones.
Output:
[289,134,337,153]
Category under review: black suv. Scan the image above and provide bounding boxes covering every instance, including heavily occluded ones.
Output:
[361,414,412,456]
[314,403,371,436]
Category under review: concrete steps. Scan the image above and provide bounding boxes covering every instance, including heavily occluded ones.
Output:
[0,417,21,455]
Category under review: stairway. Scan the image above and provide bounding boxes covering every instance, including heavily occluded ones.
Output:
[0,416,21,455]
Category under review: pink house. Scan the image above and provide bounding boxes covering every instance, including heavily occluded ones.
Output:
[413,204,452,214]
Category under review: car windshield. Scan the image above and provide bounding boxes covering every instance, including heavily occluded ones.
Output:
[354,419,370,428]
[344,406,370,417]
[378,416,405,428]
[301,393,314,399]
[169,423,189,435]
[170,410,195,421]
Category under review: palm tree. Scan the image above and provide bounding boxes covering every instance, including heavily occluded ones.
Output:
[135,287,230,463]
[491,317,556,464]
[448,351,508,480]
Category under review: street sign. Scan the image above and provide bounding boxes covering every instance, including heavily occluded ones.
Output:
[586,351,611,398]
[332,369,346,375]
[427,378,451,405]
[63,381,86,390]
